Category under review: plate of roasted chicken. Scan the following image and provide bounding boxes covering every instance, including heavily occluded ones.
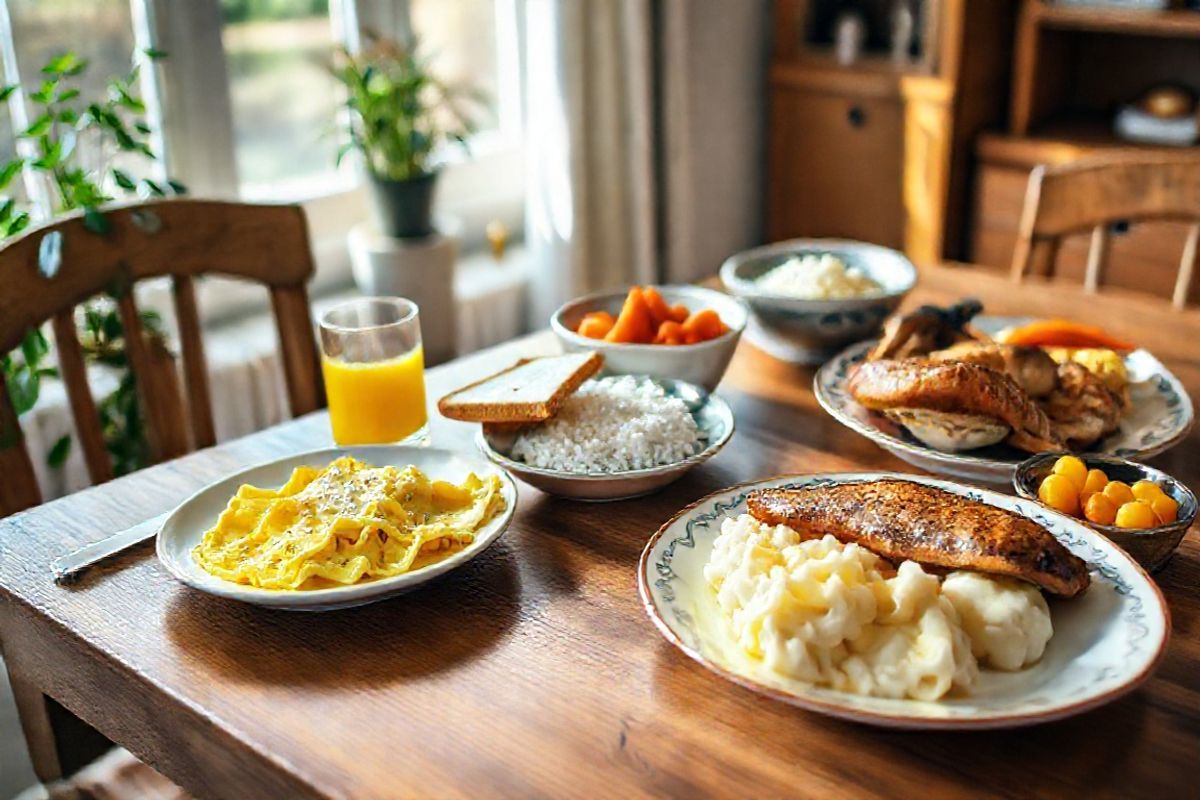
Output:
[814,300,1194,484]
[638,473,1169,729]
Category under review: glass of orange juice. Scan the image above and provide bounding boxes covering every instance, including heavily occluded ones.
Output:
[318,297,428,445]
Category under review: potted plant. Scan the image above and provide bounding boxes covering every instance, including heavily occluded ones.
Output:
[333,30,483,239]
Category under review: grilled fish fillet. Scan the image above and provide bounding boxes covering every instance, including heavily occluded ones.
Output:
[747,480,1090,597]
[848,359,1063,453]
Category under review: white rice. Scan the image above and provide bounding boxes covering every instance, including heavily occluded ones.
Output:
[755,253,881,299]
[510,375,705,473]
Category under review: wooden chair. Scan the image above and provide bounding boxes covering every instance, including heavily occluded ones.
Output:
[0,198,324,792]
[1010,155,1200,309]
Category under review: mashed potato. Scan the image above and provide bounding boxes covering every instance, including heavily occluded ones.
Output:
[941,571,1053,671]
[704,515,1053,701]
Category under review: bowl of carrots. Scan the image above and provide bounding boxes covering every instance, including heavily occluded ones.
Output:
[551,285,748,392]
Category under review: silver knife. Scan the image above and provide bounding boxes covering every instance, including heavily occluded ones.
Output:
[52,512,170,585]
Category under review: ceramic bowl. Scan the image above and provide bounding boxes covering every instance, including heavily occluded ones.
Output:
[475,379,734,501]
[720,238,916,364]
[1014,452,1197,573]
[551,285,748,393]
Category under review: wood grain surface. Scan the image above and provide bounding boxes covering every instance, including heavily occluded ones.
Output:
[1,264,1198,800]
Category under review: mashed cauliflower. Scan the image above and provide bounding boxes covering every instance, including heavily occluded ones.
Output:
[941,571,1053,671]
[704,515,1053,701]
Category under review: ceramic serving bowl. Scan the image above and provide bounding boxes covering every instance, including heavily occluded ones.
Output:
[720,238,916,365]
[551,285,748,393]
[1014,452,1197,573]
[475,379,734,501]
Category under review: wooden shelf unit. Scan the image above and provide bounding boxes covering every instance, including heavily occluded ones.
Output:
[1034,4,1200,39]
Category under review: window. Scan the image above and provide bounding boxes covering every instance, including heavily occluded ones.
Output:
[219,0,346,195]
[0,0,523,270]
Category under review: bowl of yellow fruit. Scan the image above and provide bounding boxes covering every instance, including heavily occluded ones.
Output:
[1014,453,1196,572]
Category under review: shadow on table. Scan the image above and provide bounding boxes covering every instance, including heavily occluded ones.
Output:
[648,642,1152,795]
[163,539,523,688]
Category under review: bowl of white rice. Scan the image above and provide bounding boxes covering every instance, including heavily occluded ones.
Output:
[720,239,915,365]
[476,375,734,501]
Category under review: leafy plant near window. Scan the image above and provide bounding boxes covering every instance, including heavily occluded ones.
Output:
[331,29,485,238]
[0,48,185,475]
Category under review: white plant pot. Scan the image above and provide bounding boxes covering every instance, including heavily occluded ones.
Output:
[348,220,459,366]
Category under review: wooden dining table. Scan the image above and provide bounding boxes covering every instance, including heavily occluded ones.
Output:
[1,263,1197,800]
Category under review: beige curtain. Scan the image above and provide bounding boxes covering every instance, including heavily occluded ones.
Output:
[522,0,769,326]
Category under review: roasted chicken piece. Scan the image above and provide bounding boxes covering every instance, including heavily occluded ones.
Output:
[868,299,989,361]
[849,359,1063,453]
[747,480,1091,597]
[1042,362,1124,448]
[929,342,1059,398]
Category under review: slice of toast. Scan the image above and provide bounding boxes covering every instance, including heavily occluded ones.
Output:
[437,351,603,423]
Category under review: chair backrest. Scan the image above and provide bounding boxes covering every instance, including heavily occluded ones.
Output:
[1010,155,1200,309]
[0,199,324,517]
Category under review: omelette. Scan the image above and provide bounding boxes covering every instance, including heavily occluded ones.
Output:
[192,456,506,590]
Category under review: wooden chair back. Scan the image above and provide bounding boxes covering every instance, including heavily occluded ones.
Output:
[1010,155,1200,309]
[0,199,324,517]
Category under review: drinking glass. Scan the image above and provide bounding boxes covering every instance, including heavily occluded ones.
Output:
[319,297,429,446]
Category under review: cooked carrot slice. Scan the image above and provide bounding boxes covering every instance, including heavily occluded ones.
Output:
[998,319,1134,351]
[654,320,684,345]
[681,308,724,343]
[643,287,674,327]
[669,304,690,323]
[577,313,614,339]
[605,287,655,343]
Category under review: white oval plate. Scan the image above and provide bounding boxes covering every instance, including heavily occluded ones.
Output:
[157,445,517,611]
[638,472,1170,730]
[814,316,1194,484]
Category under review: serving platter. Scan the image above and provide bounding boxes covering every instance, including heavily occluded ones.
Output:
[638,472,1170,730]
[157,445,517,611]
[476,379,734,501]
[814,316,1194,484]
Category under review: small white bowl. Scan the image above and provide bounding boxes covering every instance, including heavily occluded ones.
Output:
[475,380,734,502]
[721,239,916,364]
[551,285,748,392]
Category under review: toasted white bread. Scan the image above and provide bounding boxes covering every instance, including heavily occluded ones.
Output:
[437,351,603,423]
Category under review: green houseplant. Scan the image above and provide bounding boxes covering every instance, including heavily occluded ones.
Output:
[332,30,483,238]
[1,48,184,475]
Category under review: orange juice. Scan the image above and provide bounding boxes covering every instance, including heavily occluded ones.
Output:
[322,346,427,444]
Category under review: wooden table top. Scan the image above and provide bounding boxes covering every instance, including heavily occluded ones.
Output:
[2,263,1198,800]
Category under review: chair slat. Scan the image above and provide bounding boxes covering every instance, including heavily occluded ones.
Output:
[1175,223,1199,311]
[172,276,216,449]
[0,378,41,517]
[1084,225,1109,295]
[50,312,113,484]
[117,292,190,463]
[271,285,324,417]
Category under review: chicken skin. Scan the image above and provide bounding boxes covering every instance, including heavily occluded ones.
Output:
[747,480,1091,598]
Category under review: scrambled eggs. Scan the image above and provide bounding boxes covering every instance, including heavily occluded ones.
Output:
[704,514,1052,701]
[193,456,505,590]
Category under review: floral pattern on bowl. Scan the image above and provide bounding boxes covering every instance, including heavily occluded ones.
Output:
[638,472,1170,729]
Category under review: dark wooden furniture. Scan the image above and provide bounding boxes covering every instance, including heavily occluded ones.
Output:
[1,264,1197,798]
[0,199,324,519]
[767,0,1014,262]
[971,0,1200,298]
[0,199,324,790]
[1011,156,1200,308]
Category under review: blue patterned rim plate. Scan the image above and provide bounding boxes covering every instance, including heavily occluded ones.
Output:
[813,316,1195,485]
[638,472,1170,730]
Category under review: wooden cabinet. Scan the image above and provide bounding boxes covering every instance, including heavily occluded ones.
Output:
[766,0,1015,262]
[768,73,904,247]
